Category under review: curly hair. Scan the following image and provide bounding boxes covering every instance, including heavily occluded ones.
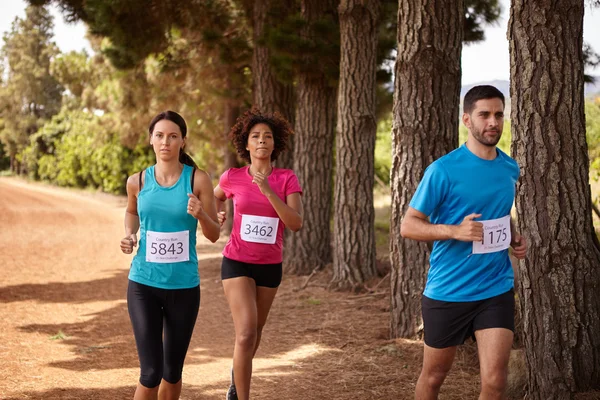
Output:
[229,107,293,163]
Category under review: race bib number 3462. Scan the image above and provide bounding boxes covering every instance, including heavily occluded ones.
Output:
[240,214,279,244]
[472,215,511,255]
[146,230,189,263]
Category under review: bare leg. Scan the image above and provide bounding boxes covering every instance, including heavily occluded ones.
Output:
[475,328,513,400]
[133,382,158,400]
[223,278,279,400]
[252,285,279,357]
[415,344,457,400]
[223,277,258,400]
[158,379,182,400]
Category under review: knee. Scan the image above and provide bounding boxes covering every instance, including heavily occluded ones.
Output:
[139,365,162,388]
[481,370,508,395]
[421,367,450,390]
[236,328,258,350]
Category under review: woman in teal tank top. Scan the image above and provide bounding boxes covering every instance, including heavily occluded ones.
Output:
[119,111,220,399]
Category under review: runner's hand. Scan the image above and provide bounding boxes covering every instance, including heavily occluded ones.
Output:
[252,172,274,197]
[511,234,527,259]
[217,211,226,227]
[187,193,205,219]
[454,213,483,242]
[120,233,137,254]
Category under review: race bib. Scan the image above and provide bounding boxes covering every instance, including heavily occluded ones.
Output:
[472,215,511,254]
[240,214,279,244]
[146,230,189,263]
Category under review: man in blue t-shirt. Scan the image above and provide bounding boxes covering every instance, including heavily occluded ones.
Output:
[401,85,528,399]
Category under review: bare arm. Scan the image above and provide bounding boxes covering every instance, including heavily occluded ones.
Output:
[188,170,220,243]
[214,185,227,213]
[400,207,483,242]
[270,191,303,232]
[251,172,303,231]
[120,173,141,253]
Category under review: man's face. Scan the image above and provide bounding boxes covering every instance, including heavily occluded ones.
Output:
[463,98,505,147]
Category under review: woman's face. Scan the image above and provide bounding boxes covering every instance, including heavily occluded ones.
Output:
[246,123,274,161]
[151,119,185,161]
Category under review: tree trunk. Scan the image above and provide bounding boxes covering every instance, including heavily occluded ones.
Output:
[252,0,296,170]
[389,0,463,338]
[331,0,380,289]
[222,99,240,235]
[509,0,600,397]
[284,0,339,275]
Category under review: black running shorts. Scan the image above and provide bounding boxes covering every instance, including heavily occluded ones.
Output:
[421,289,515,349]
[221,256,283,288]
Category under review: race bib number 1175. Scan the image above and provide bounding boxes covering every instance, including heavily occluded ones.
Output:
[472,215,511,255]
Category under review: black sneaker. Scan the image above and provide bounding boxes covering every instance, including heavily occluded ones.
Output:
[226,368,238,400]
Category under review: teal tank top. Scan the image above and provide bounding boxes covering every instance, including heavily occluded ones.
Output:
[129,164,199,289]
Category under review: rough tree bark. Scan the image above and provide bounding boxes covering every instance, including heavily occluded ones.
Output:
[509,0,600,397]
[389,0,463,338]
[252,0,296,170]
[222,97,240,235]
[284,0,339,275]
[331,0,380,288]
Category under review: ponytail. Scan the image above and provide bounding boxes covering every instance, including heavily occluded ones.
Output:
[179,148,198,169]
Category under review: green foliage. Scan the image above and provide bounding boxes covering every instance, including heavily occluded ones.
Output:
[374,0,503,117]
[22,108,153,194]
[49,330,68,340]
[51,50,94,100]
[463,0,502,44]
[375,117,392,185]
[31,0,250,71]
[305,297,322,306]
[584,43,600,84]
[0,139,10,170]
[264,7,340,87]
[0,5,63,172]
[587,100,600,181]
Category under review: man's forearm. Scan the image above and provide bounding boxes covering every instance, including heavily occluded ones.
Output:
[401,216,456,242]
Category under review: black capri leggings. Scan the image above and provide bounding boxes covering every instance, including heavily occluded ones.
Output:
[127,280,200,388]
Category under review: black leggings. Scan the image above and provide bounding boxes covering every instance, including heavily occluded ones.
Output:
[127,280,200,388]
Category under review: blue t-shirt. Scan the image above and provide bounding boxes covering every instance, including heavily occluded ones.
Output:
[409,144,520,301]
[129,164,199,289]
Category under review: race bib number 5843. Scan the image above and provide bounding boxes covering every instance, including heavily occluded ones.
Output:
[146,230,189,263]
[240,214,279,244]
[472,215,511,254]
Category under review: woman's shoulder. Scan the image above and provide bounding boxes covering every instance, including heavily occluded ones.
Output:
[273,167,298,178]
[223,166,248,177]
[126,169,145,194]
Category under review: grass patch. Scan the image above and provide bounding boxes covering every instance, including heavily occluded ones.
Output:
[49,330,68,340]
[305,297,322,306]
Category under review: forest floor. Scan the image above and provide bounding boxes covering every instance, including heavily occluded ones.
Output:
[1,176,598,400]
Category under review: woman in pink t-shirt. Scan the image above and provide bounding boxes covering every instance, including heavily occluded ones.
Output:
[214,108,303,400]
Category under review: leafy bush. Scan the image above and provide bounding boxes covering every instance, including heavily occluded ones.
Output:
[22,108,152,194]
[375,117,392,185]
[586,100,600,182]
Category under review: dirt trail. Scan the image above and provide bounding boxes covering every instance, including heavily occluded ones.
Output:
[0,177,484,400]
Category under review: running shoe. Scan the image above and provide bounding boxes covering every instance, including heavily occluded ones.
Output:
[226,368,238,400]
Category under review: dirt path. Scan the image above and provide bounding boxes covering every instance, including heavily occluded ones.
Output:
[0,177,483,400]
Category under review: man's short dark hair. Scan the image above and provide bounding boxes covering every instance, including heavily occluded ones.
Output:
[463,85,505,114]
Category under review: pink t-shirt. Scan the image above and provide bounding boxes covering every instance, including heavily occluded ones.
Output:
[219,166,302,264]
